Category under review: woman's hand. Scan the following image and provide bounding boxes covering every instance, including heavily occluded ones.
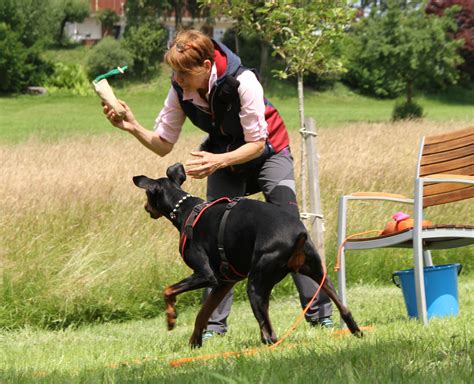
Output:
[103,99,138,132]
[185,140,265,179]
[185,151,228,179]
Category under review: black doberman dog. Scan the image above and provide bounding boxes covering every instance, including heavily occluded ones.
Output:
[133,163,362,348]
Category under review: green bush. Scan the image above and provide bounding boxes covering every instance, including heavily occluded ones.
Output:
[342,2,463,99]
[0,23,49,94]
[122,20,167,80]
[392,100,424,121]
[86,37,133,81]
[222,29,262,71]
[0,23,27,93]
[222,28,286,83]
[342,33,405,98]
[44,62,92,95]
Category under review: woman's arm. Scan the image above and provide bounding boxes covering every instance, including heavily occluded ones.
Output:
[104,99,174,157]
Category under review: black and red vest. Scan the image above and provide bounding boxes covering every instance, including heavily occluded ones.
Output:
[171,41,289,169]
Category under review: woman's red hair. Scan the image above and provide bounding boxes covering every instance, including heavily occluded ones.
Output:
[165,30,215,74]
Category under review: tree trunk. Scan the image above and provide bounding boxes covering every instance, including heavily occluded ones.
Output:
[297,72,307,213]
[305,117,325,262]
[234,33,240,55]
[259,41,269,83]
[174,0,183,31]
[407,80,413,104]
[58,18,67,44]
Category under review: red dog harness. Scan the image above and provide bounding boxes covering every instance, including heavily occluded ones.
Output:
[179,197,247,282]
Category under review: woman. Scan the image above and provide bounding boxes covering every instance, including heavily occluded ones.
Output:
[104,29,333,338]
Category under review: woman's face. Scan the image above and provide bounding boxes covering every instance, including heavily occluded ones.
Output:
[173,60,212,92]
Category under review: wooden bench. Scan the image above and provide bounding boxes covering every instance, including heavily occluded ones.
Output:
[337,126,474,325]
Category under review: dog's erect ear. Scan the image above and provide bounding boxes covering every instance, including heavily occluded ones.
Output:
[166,163,186,186]
[133,175,156,190]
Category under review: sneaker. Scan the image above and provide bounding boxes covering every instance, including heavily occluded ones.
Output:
[202,330,218,341]
[310,317,334,329]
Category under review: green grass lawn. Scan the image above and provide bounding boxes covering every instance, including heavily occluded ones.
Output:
[1,69,473,144]
[0,280,472,383]
[1,53,473,382]
[41,45,92,68]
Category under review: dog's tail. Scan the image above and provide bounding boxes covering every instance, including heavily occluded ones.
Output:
[287,232,307,272]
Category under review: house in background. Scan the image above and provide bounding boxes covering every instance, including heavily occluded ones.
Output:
[64,0,231,45]
[65,1,126,45]
[161,8,231,44]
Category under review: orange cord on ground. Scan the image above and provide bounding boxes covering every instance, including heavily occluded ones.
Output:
[170,228,388,367]
[169,272,327,367]
[268,272,326,350]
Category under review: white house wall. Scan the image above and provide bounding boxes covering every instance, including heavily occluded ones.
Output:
[65,17,102,42]
[65,16,232,44]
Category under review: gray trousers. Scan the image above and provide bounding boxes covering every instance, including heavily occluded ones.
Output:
[203,147,332,334]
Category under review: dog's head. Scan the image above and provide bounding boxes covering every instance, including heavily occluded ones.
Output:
[133,163,187,220]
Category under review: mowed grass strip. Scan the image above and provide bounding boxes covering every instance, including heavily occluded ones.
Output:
[1,121,472,331]
[0,280,472,383]
[1,70,474,144]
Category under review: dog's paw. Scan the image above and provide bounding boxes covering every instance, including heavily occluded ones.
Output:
[354,329,364,338]
[261,333,278,345]
[189,333,203,349]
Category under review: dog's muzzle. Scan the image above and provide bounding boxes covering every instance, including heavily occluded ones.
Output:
[144,203,162,219]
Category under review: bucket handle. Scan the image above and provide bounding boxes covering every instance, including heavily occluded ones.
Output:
[392,263,463,288]
[392,273,401,288]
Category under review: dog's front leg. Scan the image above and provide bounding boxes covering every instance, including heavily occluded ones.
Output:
[164,274,214,331]
[189,282,235,348]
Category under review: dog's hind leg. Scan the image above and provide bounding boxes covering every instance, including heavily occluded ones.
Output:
[320,279,362,337]
[298,241,363,338]
[164,273,215,331]
[247,261,288,345]
[189,282,235,348]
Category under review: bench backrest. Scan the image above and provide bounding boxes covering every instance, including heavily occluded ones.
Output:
[417,126,474,207]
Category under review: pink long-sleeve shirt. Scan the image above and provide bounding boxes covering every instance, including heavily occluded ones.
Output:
[154,64,268,144]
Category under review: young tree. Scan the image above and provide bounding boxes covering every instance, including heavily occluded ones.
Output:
[201,0,353,137]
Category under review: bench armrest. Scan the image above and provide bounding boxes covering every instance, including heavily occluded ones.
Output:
[343,192,414,204]
[422,174,474,185]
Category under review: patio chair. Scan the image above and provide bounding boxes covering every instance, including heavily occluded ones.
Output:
[336,126,474,325]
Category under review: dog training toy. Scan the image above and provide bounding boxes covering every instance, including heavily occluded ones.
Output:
[382,211,432,235]
[92,66,128,120]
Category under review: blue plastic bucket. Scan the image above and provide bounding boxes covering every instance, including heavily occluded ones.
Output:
[392,263,462,319]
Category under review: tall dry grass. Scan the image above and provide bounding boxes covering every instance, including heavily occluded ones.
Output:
[1,121,472,328]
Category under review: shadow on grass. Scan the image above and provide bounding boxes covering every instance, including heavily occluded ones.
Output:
[3,331,471,383]
[422,86,474,106]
